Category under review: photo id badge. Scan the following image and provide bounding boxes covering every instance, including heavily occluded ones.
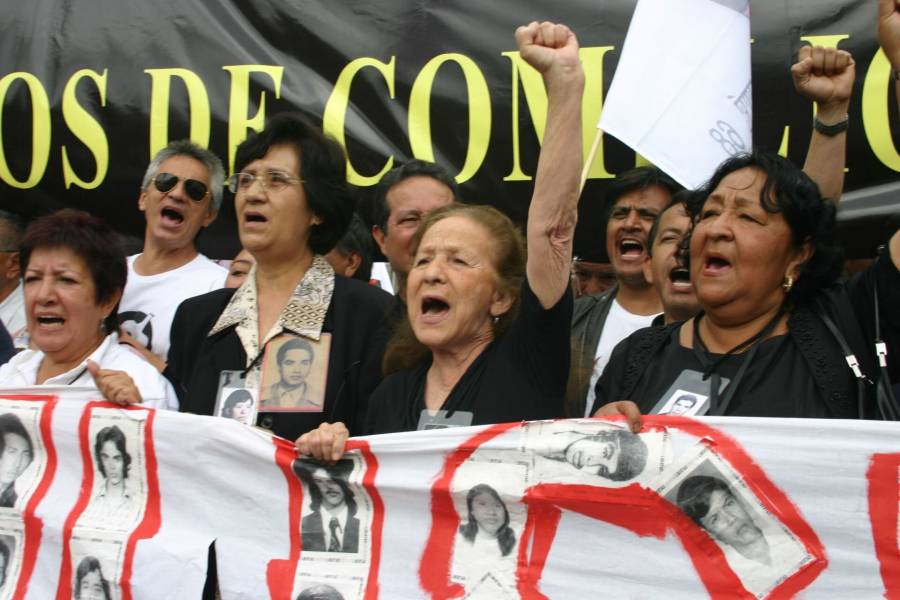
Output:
[650,369,729,416]
[214,370,259,426]
[417,409,474,431]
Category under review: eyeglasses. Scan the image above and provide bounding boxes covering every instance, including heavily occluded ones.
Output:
[226,171,304,194]
[153,172,210,202]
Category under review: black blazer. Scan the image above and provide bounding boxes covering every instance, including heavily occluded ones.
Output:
[301,511,360,553]
[165,275,396,440]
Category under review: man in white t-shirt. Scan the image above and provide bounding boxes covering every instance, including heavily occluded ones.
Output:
[570,167,681,416]
[117,141,228,366]
[0,211,26,347]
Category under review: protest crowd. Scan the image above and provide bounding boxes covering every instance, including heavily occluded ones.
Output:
[0,1,899,597]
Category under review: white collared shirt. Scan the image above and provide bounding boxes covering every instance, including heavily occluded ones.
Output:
[0,333,178,410]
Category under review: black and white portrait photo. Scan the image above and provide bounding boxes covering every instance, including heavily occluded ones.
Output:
[295,583,346,600]
[457,484,517,559]
[0,532,17,595]
[216,388,257,426]
[656,444,813,597]
[260,334,331,412]
[80,411,148,532]
[294,460,361,554]
[525,420,670,487]
[73,555,112,600]
[0,413,34,509]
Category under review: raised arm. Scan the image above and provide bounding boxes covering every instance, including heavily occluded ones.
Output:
[516,22,585,308]
[879,0,900,109]
[792,45,855,202]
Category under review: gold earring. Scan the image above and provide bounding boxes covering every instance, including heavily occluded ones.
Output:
[782,275,793,292]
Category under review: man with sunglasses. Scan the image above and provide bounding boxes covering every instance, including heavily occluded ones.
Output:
[117,140,228,366]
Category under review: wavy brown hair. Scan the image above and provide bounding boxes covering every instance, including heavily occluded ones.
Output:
[383,204,526,374]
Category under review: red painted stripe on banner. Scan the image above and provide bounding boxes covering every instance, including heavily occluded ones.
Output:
[345,439,383,600]
[120,407,160,600]
[266,438,305,600]
[54,401,100,600]
[2,394,60,600]
[422,417,826,598]
[420,421,522,599]
[867,453,900,597]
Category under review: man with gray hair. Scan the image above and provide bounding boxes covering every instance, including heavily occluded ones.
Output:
[117,140,228,366]
[0,210,26,347]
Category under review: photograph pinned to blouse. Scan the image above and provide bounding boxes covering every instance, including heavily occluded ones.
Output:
[292,454,373,563]
[77,409,149,533]
[449,457,530,595]
[259,333,331,412]
[213,374,258,426]
[291,572,365,600]
[0,400,48,513]
[649,369,729,415]
[0,524,23,598]
[68,534,124,600]
[654,443,815,598]
[522,419,672,487]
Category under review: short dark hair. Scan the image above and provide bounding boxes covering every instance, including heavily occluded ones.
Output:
[74,556,111,600]
[0,413,33,468]
[675,475,731,527]
[603,166,682,222]
[646,190,697,258]
[19,209,127,334]
[222,389,254,418]
[569,430,648,481]
[688,151,843,306]
[332,213,374,281]
[459,483,517,556]
[0,210,25,251]
[277,337,315,366]
[372,159,458,231]
[94,425,131,480]
[234,113,354,255]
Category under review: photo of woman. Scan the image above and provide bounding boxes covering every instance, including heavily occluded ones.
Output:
[219,389,256,425]
[457,484,516,558]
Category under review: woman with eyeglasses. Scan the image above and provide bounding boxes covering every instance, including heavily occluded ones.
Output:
[166,114,395,441]
[0,210,178,410]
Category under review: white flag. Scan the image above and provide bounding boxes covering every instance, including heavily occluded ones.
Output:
[599,0,753,189]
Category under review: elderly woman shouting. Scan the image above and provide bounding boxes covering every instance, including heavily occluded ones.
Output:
[166,114,395,440]
[0,210,177,409]
[298,21,584,459]
[594,152,900,423]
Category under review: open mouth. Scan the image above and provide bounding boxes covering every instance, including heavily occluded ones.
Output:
[422,297,450,315]
[704,256,731,272]
[669,267,691,284]
[618,239,644,257]
[36,315,65,326]
[244,211,267,224]
[160,207,185,225]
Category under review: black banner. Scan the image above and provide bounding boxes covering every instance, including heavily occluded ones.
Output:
[1,0,898,259]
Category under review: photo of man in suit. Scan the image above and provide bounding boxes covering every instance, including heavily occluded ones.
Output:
[294,460,360,553]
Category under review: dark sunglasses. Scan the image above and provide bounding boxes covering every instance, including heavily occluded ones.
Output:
[153,172,210,202]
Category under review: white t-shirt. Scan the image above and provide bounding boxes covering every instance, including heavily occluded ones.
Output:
[0,333,178,410]
[0,282,26,347]
[118,254,227,361]
[584,299,660,415]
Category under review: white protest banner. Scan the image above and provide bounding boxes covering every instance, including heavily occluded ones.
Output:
[0,390,898,598]
[598,0,753,189]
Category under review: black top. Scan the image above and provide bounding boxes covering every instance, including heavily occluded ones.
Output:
[165,276,396,439]
[597,325,841,418]
[366,281,573,434]
[593,249,900,419]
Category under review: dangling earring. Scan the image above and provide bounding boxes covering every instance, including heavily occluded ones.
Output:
[782,275,793,293]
